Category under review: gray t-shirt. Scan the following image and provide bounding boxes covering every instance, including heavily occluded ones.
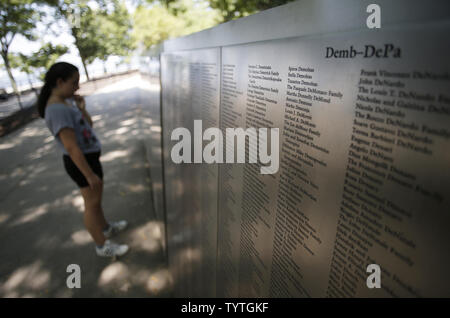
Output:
[45,101,101,155]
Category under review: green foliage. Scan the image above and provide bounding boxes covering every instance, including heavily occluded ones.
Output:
[0,0,40,49]
[70,4,106,65]
[48,0,133,79]
[208,0,295,22]
[2,0,294,86]
[69,0,133,62]
[96,0,134,60]
[10,43,69,79]
[133,0,222,50]
[134,0,294,51]
[133,5,182,49]
[0,0,47,105]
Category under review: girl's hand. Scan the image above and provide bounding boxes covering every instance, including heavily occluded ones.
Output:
[86,173,102,190]
[74,94,86,111]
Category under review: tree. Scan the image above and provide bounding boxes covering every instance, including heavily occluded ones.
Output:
[47,0,133,80]
[48,0,100,80]
[0,0,43,108]
[10,43,68,97]
[170,0,223,34]
[94,0,134,70]
[132,4,183,50]
[208,0,295,22]
[9,54,38,98]
[132,0,222,50]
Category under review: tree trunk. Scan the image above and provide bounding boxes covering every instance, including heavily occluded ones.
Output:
[80,56,90,81]
[1,52,23,109]
[27,73,39,99]
[70,26,90,81]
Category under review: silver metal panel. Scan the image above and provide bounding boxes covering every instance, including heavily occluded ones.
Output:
[162,0,450,298]
[216,61,247,296]
[161,48,220,297]
[164,0,450,53]
[140,74,167,255]
[161,53,189,297]
[217,22,450,297]
[217,49,285,297]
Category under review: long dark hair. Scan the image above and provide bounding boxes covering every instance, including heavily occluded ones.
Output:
[37,62,79,118]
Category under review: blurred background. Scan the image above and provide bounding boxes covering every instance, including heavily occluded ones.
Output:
[0,0,294,119]
[1,0,296,297]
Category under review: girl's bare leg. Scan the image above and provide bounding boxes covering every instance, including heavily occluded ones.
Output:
[80,183,108,246]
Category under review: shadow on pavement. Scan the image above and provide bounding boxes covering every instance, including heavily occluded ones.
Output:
[0,74,172,297]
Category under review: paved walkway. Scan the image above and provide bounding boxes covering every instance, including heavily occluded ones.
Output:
[0,74,172,297]
[0,71,138,120]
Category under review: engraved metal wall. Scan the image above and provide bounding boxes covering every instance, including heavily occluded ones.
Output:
[161,0,450,297]
[161,49,220,297]
[217,25,450,297]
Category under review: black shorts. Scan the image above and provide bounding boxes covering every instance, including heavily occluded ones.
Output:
[63,151,103,188]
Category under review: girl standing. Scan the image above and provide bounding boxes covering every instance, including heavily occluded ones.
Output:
[38,62,129,257]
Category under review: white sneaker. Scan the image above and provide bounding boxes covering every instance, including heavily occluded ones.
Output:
[103,220,128,238]
[96,240,129,257]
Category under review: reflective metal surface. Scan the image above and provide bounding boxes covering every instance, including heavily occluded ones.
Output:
[161,1,450,298]
[140,73,167,255]
[216,25,450,297]
[163,0,450,53]
[161,49,220,297]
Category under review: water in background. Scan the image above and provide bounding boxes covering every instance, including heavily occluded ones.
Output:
[0,57,159,119]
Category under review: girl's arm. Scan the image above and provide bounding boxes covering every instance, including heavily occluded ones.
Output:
[80,108,93,127]
[73,95,93,127]
[59,128,102,189]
